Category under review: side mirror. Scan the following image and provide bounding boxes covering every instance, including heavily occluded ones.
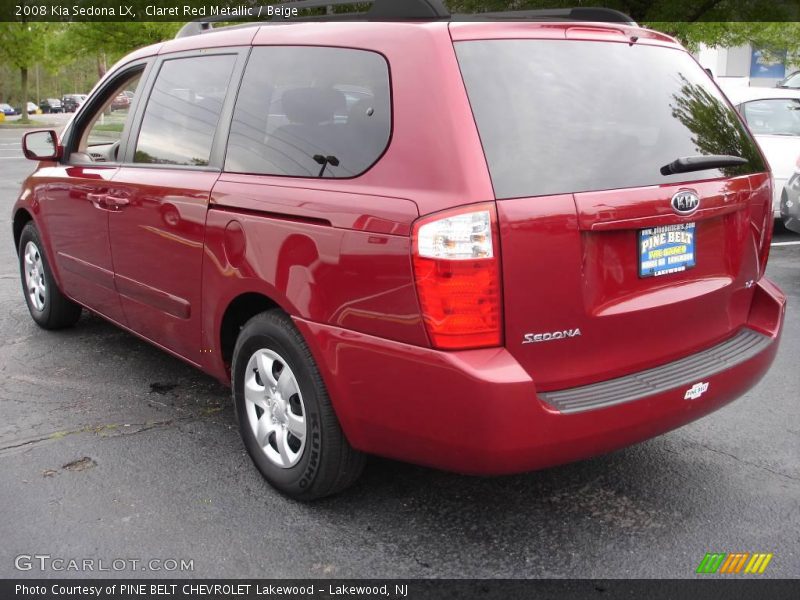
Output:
[22,130,62,161]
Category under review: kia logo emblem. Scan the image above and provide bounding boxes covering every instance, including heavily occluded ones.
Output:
[671,190,700,215]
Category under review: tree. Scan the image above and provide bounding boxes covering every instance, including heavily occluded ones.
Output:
[656,22,800,55]
[443,1,800,52]
[0,22,52,122]
[60,22,181,79]
[669,74,763,169]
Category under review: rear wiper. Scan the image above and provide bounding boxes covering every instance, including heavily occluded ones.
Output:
[313,154,340,178]
[660,154,748,176]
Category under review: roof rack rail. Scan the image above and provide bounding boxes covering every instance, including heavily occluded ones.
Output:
[175,0,450,38]
[175,3,636,39]
[460,7,636,25]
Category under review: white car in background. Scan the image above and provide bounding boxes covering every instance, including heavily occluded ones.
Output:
[723,87,800,217]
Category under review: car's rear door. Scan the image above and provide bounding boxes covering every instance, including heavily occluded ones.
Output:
[453,28,773,391]
[106,49,246,364]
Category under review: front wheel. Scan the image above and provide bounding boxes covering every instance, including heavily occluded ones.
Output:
[18,222,82,329]
[232,310,365,500]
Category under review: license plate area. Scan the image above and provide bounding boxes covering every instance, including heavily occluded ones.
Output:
[638,223,696,278]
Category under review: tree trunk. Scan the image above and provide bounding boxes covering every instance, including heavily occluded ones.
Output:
[97,53,107,79]
[20,66,29,123]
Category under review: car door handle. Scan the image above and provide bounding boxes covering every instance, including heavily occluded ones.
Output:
[105,195,130,209]
[86,192,109,209]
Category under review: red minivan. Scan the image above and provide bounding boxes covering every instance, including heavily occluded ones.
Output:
[12,2,786,499]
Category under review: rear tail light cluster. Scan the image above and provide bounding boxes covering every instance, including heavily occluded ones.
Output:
[411,203,503,350]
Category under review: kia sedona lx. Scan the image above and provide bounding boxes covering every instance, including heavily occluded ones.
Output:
[12,1,785,500]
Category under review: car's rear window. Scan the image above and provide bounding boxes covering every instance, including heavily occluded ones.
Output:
[455,40,766,199]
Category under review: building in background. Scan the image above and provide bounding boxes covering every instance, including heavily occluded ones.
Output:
[698,44,797,88]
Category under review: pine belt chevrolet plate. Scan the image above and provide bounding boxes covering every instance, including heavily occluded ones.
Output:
[638,222,696,278]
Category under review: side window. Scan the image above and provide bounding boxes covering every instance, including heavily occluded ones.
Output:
[134,54,237,166]
[75,71,142,162]
[786,73,800,88]
[225,46,391,178]
[742,98,800,136]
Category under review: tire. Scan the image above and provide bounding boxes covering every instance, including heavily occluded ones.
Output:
[232,310,365,500]
[18,222,82,329]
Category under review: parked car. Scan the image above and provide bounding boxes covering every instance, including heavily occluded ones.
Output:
[714,75,750,95]
[13,101,41,115]
[779,156,800,233]
[110,93,130,111]
[776,70,800,89]
[0,102,17,116]
[61,93,87,113]
[725,87,800,217]
[12,0,785,500]
[39,98,62,113]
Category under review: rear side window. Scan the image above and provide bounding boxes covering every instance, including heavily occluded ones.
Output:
[741,98,800,136]
[455,40,765,199]
[225,46,391,178]
[134,54,237,166]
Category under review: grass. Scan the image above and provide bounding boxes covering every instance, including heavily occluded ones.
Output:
[0,120,61,129]
[92,122,125,132]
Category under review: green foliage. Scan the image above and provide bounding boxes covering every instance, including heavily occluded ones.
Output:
[0,22,180,115]
[0,22,51,70]
[670,74,763,171]
[657,22,800,54]
[443,0,800,23]
[442,2,800,54]
[0,22,55,120]
[61,22,181,64]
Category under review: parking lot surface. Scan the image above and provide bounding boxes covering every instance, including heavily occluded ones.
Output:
[1,127,798,578]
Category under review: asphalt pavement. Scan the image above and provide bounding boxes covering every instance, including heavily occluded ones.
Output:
[0,126,798,579]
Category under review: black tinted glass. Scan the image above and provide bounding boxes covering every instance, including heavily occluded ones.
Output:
[455,40,765,199]
[225,46,391,178]
[135,54,236,166]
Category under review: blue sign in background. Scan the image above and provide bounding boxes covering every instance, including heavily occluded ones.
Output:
[750,48,787,79]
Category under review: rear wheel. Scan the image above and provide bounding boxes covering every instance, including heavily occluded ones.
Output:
[232,310,365,500]
[18,222,82,329]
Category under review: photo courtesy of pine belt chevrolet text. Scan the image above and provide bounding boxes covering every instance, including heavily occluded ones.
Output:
[11,0,786,500]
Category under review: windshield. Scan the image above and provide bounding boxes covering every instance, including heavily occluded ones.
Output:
[779,72,800,88]
[741,98,800,136]
[455,40,765,199]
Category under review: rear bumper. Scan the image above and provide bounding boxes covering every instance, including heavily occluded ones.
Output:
[295,278,786,475]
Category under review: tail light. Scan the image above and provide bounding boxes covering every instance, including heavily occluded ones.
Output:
[411,203,503,350]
